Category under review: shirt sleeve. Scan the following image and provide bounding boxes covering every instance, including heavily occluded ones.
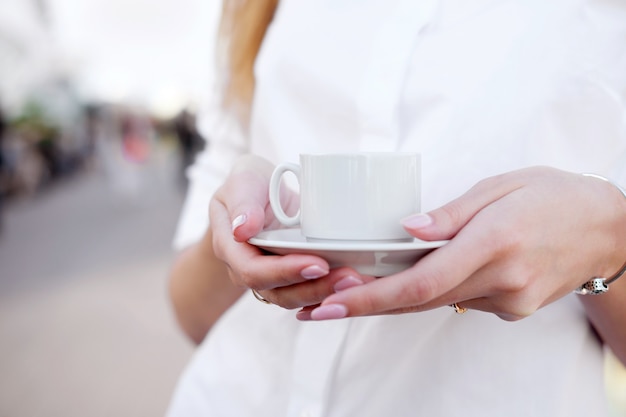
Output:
[172,97,248,251]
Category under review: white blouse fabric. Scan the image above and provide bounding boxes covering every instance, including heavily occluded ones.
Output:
[168,1,626,416]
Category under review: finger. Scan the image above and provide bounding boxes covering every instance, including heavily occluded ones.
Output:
[376,285,523,319]
[309,210,503,319]
[225,244,331,290]
[211,199,330,290]
[214,155,282,242]
[260,269,376,310]
[214,170,271,242]
[436,297,530,322]
[401,172,525,241]
[295,306,317,321]
[321,237,552,321]
[371,298,499,318]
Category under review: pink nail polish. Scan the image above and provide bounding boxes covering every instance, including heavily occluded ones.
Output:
[296,309,312,321]
[401,213,433,229]
[333,276,363,292]
[311,304,348,320]
[231,214,247,232]
[300,265,328,279]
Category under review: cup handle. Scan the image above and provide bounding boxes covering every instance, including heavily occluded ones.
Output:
[269,162,301,227]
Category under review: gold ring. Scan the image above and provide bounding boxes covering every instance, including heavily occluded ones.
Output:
[450,303,467,314]
[251,289,271,304]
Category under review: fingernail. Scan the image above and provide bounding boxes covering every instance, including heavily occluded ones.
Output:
[333,276,363,292]
[296,309,312,321]
[311,304,348,320]
[401,213,433,229]
[231,214,247,232]
[300,265,328,279]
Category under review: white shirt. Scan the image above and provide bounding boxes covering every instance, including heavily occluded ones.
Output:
[168,1,626,416]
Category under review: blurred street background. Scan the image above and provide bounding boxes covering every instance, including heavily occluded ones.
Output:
[0,0,213,415]
[0,1,625,416]
[0,145,192,416]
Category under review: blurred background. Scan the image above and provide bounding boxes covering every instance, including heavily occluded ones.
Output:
[0,1,624,416]
[0,0,218,415]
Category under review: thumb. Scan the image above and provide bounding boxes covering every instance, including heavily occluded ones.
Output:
[226,171,270,242]
[215,156,276,242]
[401,173,524,241]
[401,208,467,242]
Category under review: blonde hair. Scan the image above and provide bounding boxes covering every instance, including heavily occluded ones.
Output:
[218,0,279,124]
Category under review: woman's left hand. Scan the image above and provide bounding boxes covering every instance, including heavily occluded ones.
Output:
[305,166,626,321]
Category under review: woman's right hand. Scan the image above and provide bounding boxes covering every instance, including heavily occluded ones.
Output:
[209,154,366,309]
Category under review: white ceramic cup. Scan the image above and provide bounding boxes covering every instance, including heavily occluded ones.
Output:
[268,152,421,241]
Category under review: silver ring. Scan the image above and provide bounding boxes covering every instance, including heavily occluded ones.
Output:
[450,303,468,314]
[251,289,271,304]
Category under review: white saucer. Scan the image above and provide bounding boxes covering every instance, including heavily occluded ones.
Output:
[248,228,448,277]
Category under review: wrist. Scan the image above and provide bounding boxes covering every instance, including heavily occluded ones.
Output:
[576,174,626,295]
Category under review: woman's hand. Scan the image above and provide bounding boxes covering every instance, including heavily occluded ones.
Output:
[210,154,367,309]
[306,167,626,321]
